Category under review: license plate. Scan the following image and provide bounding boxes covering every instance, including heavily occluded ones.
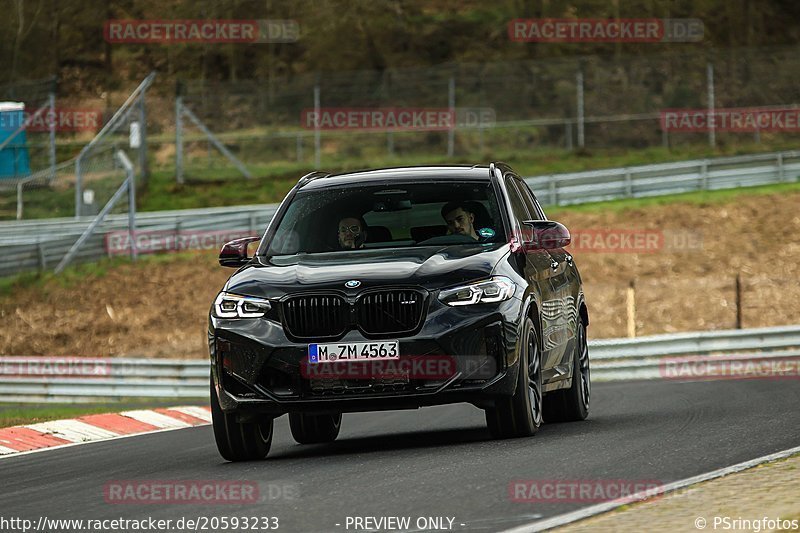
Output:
[308,340,399,363]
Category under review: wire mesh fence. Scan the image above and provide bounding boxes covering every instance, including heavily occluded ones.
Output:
[3,47,800,217]
[166,44,800,181]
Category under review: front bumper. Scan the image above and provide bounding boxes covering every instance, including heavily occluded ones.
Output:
[209,297,524,415]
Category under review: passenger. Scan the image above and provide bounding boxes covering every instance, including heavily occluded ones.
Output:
[337,215,368,249]
[441,201,478,240]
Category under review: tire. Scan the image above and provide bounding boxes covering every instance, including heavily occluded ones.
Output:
[211,377,273,461]
[289,412,342,444]
[485,317,543,439]
[545,320,590,423]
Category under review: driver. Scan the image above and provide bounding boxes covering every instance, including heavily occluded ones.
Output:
[337,215,368,249]
[441,201,478,240]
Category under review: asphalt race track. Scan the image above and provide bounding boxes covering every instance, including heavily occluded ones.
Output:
[1,379,799,532]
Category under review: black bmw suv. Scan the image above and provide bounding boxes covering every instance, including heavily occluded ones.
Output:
[209,163,590,461]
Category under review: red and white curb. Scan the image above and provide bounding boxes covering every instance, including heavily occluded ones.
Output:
[0,406,211,458]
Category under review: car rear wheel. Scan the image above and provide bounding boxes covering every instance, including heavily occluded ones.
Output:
[485,317,543,439]
[211,378,273,461]
[545,320,590,422]
[289,412,343,444]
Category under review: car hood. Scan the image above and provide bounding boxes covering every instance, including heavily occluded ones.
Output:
[224,243,511,298]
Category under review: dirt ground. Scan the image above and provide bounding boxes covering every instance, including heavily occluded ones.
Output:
[2,191,799,358]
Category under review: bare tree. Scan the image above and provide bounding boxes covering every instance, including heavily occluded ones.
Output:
[9,0,43,84]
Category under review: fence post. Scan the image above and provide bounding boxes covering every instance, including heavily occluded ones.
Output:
[387,132,395,156]
[625,170,633,197]
[701,160,708,190]
[127,159,137,262]
[735,273,742,329]
[48,90,56,182]
[175,94,184,185]
[706,62,715,148]
[626,280,636,338]
[75,158,82,219]
[16,181,23,220]
[37,241,47,270]
[447,76,455,157]
[549,177,557,205]
[313,84,321,169]
[777,152,784,182]
[576,69,585,149]
[138,93,149,187]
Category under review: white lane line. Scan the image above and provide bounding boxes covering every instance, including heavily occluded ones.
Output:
[500,444,800,533]
[120,410,193,429]
[0,445,18,455]
[23,420,119,443]
[170,406,212,423]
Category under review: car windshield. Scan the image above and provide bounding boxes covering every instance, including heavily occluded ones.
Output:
[262,179,506,256]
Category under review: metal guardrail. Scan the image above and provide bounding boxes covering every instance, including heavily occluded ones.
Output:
[527,150,800,206]
[0,204,277,277]
[0,326,798,402]
[1,149,799,277]
[591,350,800,382]
[589,325,800,360]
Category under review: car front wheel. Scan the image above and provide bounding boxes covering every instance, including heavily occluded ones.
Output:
[485,317,543,439]
[545,320,590,422]
[211,377,273,461]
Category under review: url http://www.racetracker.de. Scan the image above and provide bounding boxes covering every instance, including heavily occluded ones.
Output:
[0,515,281,533]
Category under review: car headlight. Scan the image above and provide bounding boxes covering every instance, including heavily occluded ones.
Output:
[214,292,271,318]
[438,276,516,306]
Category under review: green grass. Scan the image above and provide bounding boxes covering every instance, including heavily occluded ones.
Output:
[5,135,799,220]
[0,400,202,427]
[142,138,800,211]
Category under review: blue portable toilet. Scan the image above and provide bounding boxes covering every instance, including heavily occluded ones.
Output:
[0,102,31,179]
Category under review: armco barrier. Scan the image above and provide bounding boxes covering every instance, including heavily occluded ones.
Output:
[1,149,798,277]
[1,325,798,402]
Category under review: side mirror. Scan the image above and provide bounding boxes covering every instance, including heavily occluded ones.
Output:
[219,237,260,267]
[519,220,571,251]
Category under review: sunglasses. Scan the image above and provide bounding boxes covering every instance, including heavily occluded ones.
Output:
[338,225,362,234]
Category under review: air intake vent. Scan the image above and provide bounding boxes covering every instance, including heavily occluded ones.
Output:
[357,290,425,335]
[283,294,349,338]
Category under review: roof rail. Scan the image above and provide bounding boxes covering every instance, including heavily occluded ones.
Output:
[490,161,512,178]
[297,170,330,187]
[489,162,502,180]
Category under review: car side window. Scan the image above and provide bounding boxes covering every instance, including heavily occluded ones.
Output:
[515,177,546,221]
[504,177,531,224]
